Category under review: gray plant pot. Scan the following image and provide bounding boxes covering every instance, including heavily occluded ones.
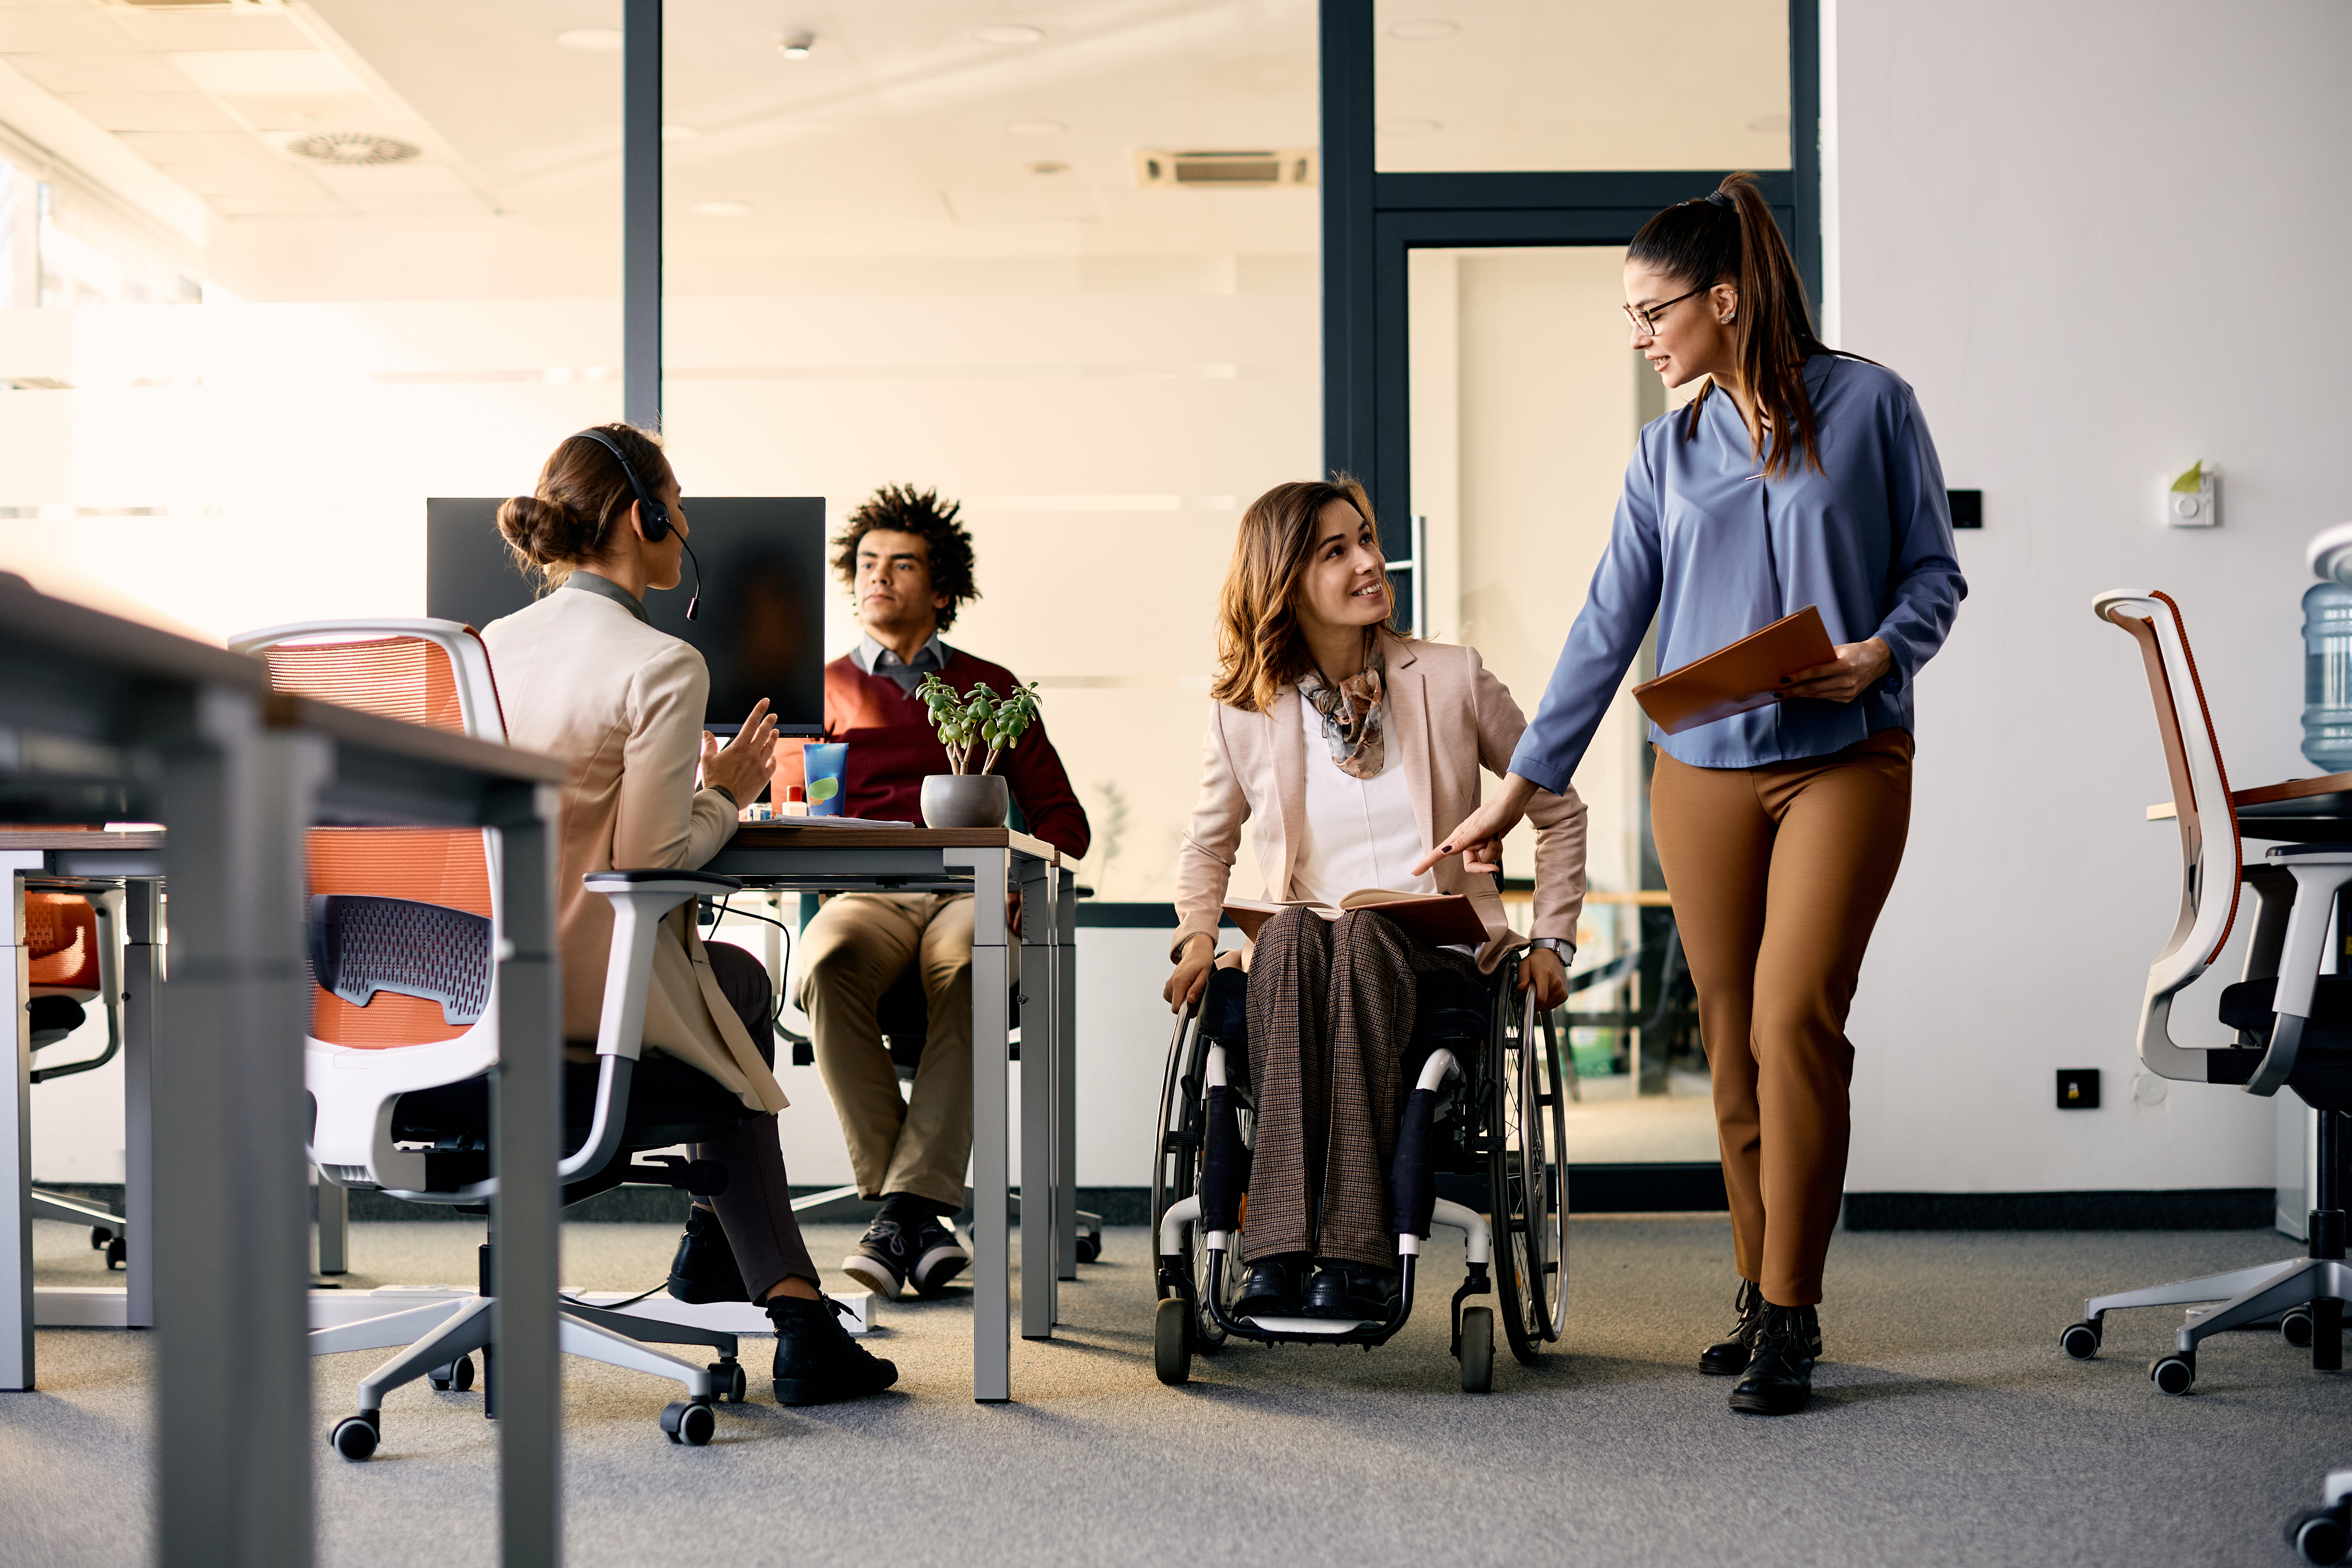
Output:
[920,772,1009,830]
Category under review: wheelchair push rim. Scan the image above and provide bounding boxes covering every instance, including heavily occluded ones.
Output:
[1490,964,1568,1362]
[1150,1000,1246,1352]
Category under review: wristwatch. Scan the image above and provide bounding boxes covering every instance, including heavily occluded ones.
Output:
[1527,937,1573,958]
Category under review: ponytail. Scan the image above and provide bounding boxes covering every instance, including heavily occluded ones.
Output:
[1628,172,1837,478]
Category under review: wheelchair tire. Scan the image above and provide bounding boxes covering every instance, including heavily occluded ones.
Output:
[1459,1306,1494,1394]
[1490,969,1567,1364]
[1154,1296,1193,1385]
[1150,1002,1241,1355]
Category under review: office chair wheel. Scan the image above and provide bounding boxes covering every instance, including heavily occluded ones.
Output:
[105,1235,125,1270]
[2283,1309,2318,1349]
[1075,1233,1100,1265]
[2149,1353,2196,1396]
[2059,1321,2102,1359]
[1458,1306,1494,1394]
[1154,1296,1192,1386]
[661,1400,716,1446]
[2288,1505,2351,1565]
[710,1359,748,1404]
[330,1414,379,1462]
[88,1226,110,1252]
[429,1355,476,1392]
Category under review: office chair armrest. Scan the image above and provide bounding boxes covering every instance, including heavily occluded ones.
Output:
[2246,854,2352,1096]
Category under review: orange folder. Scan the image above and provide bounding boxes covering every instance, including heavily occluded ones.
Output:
[1631,606,1837,736]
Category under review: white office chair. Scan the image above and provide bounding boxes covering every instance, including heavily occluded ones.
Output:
[231,618,759,1455]
[2060,590,2352,1398]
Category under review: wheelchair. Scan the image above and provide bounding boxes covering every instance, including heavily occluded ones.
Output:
[1150,949,1569,1392]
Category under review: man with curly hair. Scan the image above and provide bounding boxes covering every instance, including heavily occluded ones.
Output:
[794,484,1088,1300]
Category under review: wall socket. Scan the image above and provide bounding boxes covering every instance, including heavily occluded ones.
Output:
[2056,1068,2101,1110]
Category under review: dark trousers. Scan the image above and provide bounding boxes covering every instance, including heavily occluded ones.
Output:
[692,941,820,1300]
[1243,908,1477,1268]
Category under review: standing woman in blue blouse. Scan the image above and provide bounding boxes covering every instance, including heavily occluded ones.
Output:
[1421,174,1965,1416]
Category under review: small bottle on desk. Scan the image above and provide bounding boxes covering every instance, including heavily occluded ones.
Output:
[781,784,809,818]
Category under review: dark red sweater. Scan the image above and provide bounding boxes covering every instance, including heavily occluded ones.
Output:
[787,645,1090,859]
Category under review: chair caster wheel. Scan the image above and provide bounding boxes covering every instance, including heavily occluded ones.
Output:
[105,1235,125,1271]
[429,1355,476,1392]
[2283,1309,2318,1349]
[662,1400,716,1445]
[2289,1506,2352,1566]
[2059,1321,2101,1360]
[710,1360,748,1404]
[2149,1353,2196,1396]
[1075,1233,1100,1265]
[1458,1305,1494,1394]
[330,1414,379,1461]
[88,1226,111,1252]
[1154,1296,1192,1385]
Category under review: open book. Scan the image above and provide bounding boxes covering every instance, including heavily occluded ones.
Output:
[1223,889,1489,947]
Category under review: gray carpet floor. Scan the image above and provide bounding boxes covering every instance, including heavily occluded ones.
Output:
[0,1215,2342,1568]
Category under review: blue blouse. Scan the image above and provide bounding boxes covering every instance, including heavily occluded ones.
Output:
[1509,355,1967,786]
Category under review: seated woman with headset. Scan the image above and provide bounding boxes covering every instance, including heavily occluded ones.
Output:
[484,423,894,1406]
[1162,478,1586,1322]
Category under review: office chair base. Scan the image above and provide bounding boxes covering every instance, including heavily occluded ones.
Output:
[2286,1470,2352,1566]
[2074,1254,2351,1394]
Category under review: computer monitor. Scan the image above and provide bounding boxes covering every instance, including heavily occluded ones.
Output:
[426,496,829,736]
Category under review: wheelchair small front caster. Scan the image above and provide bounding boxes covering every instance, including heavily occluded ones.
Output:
[2283,1309,2318,1349]
[429,1355,476,1392]
[710,1359,748,1404]
[2288,1505,2352,1566]
[1154,1296,1192,1386]
[1458,1306,1494,1394]
[661,1400,716,1446]
[330,1413,379,1461]
[2149,1353,2195,1396]
[105,1235,126,1271]
[2058,1320,2101,1360]
[88,1226,111,1252]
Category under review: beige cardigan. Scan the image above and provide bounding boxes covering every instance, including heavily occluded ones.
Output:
[1172,633,1588,974]
[483,585,787,1114]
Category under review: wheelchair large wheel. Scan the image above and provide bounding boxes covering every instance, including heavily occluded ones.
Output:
[1490,970,1568,1364]
[1150,1004,1248,1355]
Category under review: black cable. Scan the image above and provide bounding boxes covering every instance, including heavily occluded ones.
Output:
[709,894,795,1032]
[562,1282,667,1312]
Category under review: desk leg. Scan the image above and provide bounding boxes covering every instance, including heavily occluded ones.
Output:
[1,874,30,1390]
[953,848,1011,1402]
[1055,868,1078,1287]
[315,1176,348,1276]
[1018,860,1054,1339]
[123,878,159,1328]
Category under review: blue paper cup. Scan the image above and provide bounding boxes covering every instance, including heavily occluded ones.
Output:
[801,742,848,817]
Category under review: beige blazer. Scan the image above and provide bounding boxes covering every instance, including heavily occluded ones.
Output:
[483,585,786,1114]
[1172,632,1588,973]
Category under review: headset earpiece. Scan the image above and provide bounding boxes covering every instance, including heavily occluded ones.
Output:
[569,427,670,541]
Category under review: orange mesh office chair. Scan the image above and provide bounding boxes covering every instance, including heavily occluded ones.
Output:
[21,888,130,1261]
[232,617,760,1456]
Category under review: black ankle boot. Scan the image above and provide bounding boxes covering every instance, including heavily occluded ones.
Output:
[767,1294,899,1406]
[667,1206,748,1304]
[1700,1278,1766,1375]
[1729,1303,1819,1415]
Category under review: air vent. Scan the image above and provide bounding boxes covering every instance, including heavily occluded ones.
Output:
[287,132,421,166]
[1135,149,1316,189]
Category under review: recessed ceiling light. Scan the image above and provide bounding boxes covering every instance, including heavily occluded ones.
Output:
[778,29,814,59]
[1027,160,1069,176]
[1377,118,1442,136]
[556,27,624,51]
[1387,19,1460,41]
[971,23,1046,45]
[662,124,699,142]
[692,199,753,218]
[287,131,422,166]
[1006,119,1067,136]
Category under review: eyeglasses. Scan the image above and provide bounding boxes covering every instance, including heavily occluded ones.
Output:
[1623,284,1707,338]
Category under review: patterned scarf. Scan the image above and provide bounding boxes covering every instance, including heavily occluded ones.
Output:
[1297,647,1387,781]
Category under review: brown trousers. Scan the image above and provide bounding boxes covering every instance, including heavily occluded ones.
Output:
[1648,729,1913,1307]
[1243,907,1478,1268]
[691,941,819,1300]
[795,891,975,1210]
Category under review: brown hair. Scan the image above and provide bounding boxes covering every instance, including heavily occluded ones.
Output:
[1210,475,1396,713]
[495,423,676,592]
[1627,172,1838,478]
[829,484,980,631]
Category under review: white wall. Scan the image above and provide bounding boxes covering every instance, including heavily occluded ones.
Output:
[1829,0,2352,1194]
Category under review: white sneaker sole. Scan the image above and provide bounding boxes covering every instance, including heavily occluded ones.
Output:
[910,1241,971,1296]
[840,1252,905,1302]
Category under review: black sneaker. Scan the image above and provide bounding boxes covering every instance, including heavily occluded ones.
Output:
[1700,1278,1766,1375]
[841,1217,912,1301]
[767,1294,898,1406]
[667,1206,749,1305]
[906,1217,970,1298]
[1729,1304,1819,1416]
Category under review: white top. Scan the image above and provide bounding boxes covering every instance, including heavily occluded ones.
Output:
[1289,692,1438,907]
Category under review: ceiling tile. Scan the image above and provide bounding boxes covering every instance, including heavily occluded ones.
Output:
[115,10,311,53]
[165,49,362,95]
[300,161,469,195]
[58,89,239,133]
[209,192,354,216]
[0,9,138,53]
[212,89,379,133]
[6,50,188,92]
[337,191,491,215]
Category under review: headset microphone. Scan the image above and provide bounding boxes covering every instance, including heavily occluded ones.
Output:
[568,426,700,619]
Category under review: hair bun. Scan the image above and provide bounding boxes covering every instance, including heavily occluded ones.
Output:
[496,493,574,564]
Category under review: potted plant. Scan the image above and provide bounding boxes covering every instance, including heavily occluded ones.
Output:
[914,673,1042,830]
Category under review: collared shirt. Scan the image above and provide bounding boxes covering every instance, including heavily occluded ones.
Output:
[1510,355,1967,785]
[564,568,650,626]
[1290,692,1437,907]
[853,631,948,694]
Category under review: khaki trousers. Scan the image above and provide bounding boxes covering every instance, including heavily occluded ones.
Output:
[795,891,974,1209]
[1648,728,1913,1307]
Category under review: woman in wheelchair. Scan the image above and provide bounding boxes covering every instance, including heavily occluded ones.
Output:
[1164,477,1585,1328]
[485,425,895,1406]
